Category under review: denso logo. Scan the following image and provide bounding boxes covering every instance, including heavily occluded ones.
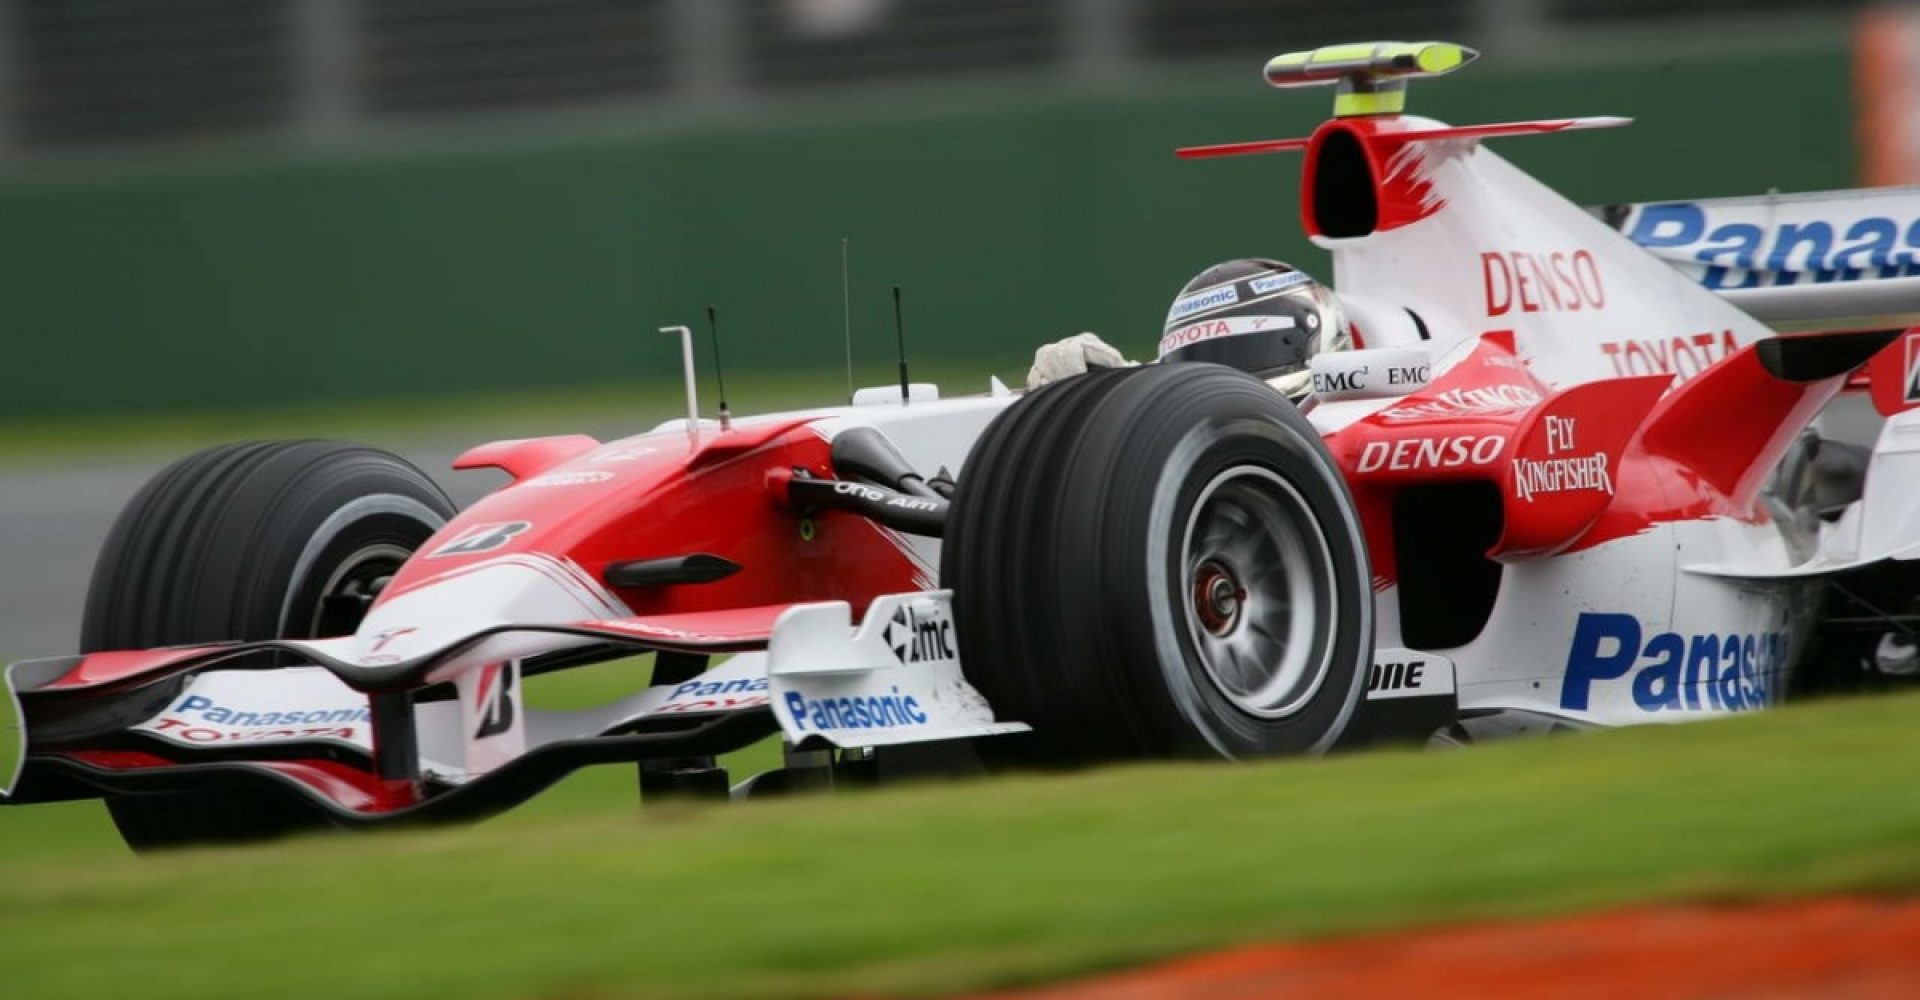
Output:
[1356,435,1503,474]
[1560,612,1784,713]
[1626,202,1920,289]
[1482,250,1606,316]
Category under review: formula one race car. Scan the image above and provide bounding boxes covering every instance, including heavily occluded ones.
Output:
[8,42,1920,850]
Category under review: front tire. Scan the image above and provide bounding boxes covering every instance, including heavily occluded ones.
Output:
[941,364,1373,764]
[81,441,456,850]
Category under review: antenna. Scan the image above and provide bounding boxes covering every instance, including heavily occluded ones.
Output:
[892,285,910,406]
[841,237,854,404]
[705,305,732,432]
[659,325,699,446]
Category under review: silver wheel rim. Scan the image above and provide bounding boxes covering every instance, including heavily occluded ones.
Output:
[303,542,413,638]
[1179,465,1339,719]
[278,493,447,637]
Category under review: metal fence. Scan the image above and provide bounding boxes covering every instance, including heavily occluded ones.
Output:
[0,0,1867,158]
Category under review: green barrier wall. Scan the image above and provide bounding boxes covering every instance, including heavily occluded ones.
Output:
[0,44,1855,418]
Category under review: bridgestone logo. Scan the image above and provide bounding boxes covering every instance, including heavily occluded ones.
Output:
[430,521,531,558]
[1512,453,1612,502]
[1906,334,1920,404]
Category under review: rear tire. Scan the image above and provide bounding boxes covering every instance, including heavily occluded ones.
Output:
[81,441,455,850]
[941,364,1373,765]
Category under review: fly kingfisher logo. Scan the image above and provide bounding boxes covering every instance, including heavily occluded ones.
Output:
[884,602,957,666]
[473,663,516,739]
[1906,333,1920,405]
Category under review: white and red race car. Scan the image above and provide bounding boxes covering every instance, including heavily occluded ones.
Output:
[6,42,1920,850]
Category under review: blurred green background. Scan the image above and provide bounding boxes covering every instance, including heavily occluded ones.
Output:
[0,38,1856,420]
[0,8,1910,996]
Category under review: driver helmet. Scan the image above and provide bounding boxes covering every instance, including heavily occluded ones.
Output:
[1157,259,1351,397]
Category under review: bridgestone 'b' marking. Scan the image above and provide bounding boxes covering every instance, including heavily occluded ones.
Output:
[430,521,530,558]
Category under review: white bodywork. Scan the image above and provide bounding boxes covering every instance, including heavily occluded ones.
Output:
[91,145,1920,777]
[1302,129,1916,728]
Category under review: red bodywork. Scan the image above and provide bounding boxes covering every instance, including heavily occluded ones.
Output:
[44,417,922,699]
[23,414,929,815]
[1322,330,1857,591]
[388,419,919,623]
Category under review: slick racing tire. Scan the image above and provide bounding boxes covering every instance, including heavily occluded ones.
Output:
[80,441,456,851]
[942,363,1372,764]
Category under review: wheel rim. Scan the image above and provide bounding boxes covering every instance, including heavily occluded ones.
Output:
[1179,465,1339,719]
[278,494,449,640]
[304,542,411,638]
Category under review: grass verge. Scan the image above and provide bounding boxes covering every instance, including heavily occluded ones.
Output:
[2,690,1918,998]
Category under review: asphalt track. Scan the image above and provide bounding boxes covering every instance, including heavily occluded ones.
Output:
[0,428,632,662]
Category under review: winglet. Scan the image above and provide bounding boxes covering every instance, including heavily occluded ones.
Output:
[1176,117,1629,161]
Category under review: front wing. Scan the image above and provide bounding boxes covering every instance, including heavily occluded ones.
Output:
[0,592,1025,826]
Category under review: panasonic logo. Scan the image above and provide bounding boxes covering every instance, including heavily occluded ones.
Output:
[1167,285,1241,321]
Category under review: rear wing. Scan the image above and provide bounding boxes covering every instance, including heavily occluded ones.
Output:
[1597,186,1920,332]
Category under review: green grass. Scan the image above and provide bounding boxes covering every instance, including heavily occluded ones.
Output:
[3,691,1919,999]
